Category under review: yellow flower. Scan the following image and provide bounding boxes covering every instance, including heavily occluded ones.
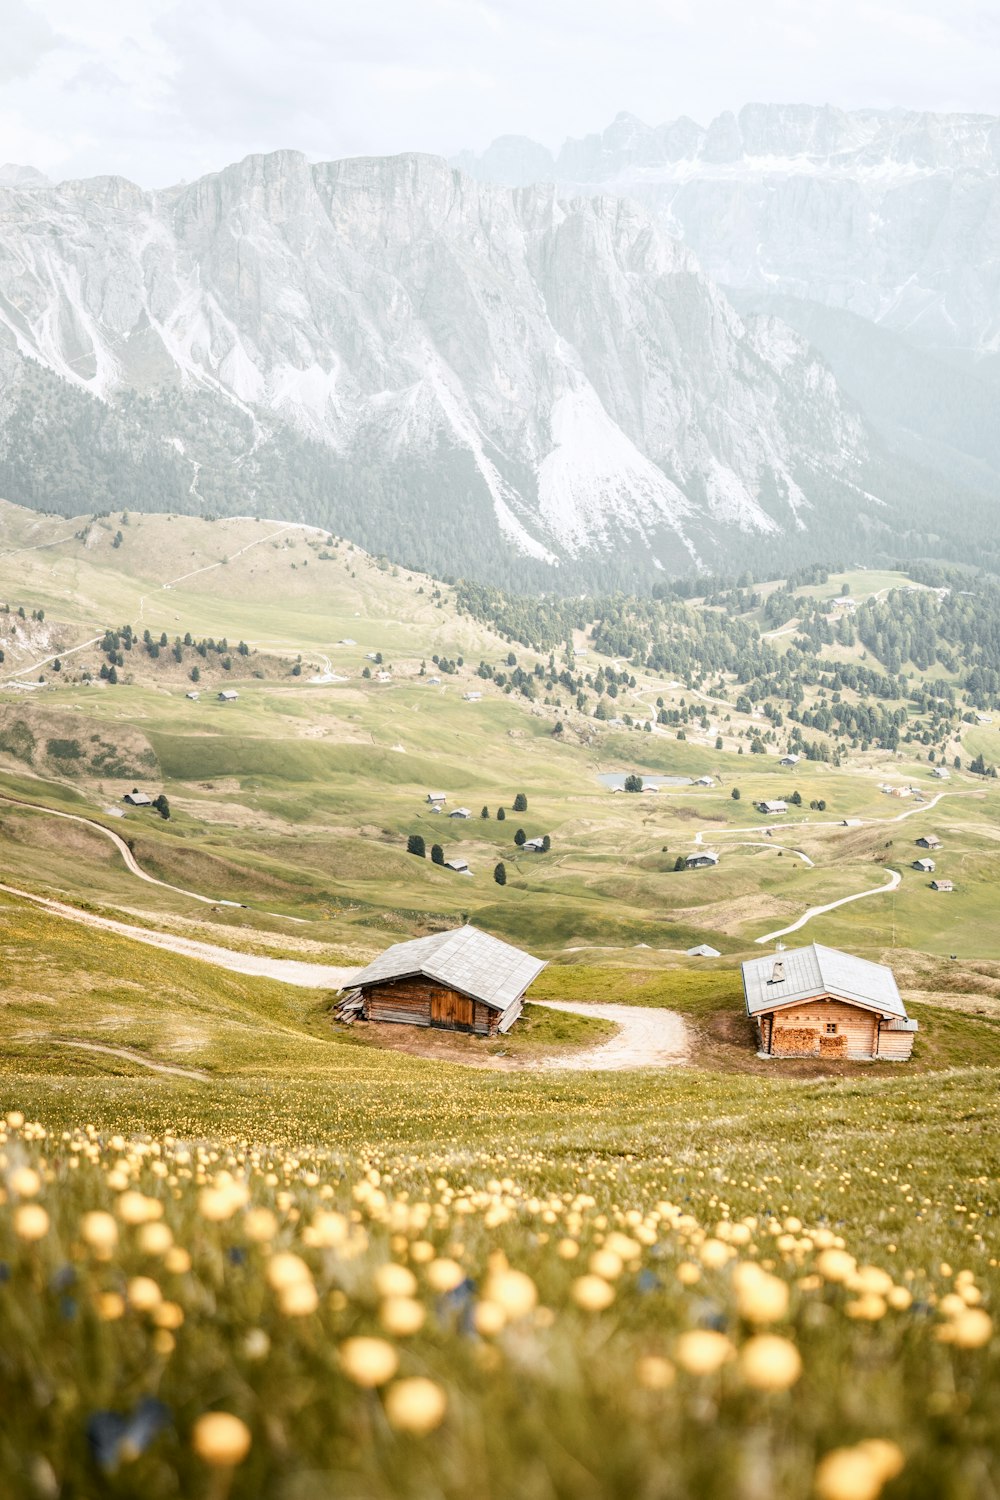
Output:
[938,1308,992,1348]
[589,1249,624,1281]
[425,1258,465,1293]
[556,1238,579,1260]
[700,1238,732,1269]
[153,1301,185,1330]
[675,1329,735,1376]
[198,1184,248,1222]
[676,1261,701,1286]
[473,1300,507,1336]
[339,1337,399,1388]
[9,1166,41,1197]
[243,1208,278,1243]
[570,1275,615,1311]
[887,1286,912,1311]
[127,1276,163,1312]
[97,1291,126,1321]
[80,1210,119,1256]
[117,1192,163,1226]
[635,1355,675,1390]
[5,1111,24,1129]
[13,1204,49,1241]
[163,1246,192,1275]
[732,1264,789,1324]
[816,1249,856,1283]
[191,1412,252,1468]
[484,1269,538,1319]
[384,1377,447,1436]
[815,1442,902,1500]
[137,1222,173,1256]
[379,1297,426,1336]
[845,1294,887,1322]
[739,1335,802,1392]
[266,1253,312,1292]
[278,1280,319,1317]
[374,1263,418,1299]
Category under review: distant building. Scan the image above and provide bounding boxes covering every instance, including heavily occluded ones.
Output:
[779,754,800,766]
[463,691,482,702]
[693,775,715,787]
[931,767,950,779]
[122,790,152,806]
[426,792,447,804]
[349,925,545,1035]
[916,835,941,850]
[444,858,471,875]
[185,690,199,700]
[217,689,239,702]
[686,944,721,958]
[426,676,442,684]
[448,808,471,819]
[685,850,720,869]
[760,800,788,815]
[741,944,917,1061]
[375,671,392,682]
[931,879,954,892]
[912,858,936,873]
[522,837,546,852]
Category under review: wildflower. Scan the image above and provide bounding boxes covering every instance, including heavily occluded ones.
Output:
[938,1308,992,1348]
[570,1275,615,1311]
[163,1247,192,1274]
[484,1268,537,1319]
[374,1263,418,1299]
[676,1261,701,1286]
[242,1329,270,1361]
[127,1277,163,1312]
[379,1297,426,1336]
[339,1337,399,1387]
[243,1208,278,1243]
[816,1249,856,1283]
[97,1292,126,1321]
[700,1238,732,1269]
[117,1193,162,1226]
[5,1111,24,1129]
[739,1335,802,1391]
[635,1355,675,1390]
[556,1238,579,1259]
[13,1204,49,1241]
[815,1441,903,1500]
[266,1253,312,1292]
[384,1378,447,1435]
[732,1264,789,1324]
[473,1300,507,1335]
[675,1330,735,1375]
[136,1223,173,1256]
[88,1398,171,1473]
[191,1412,252,1468]
[9,1166,41,1197]
[426,1258,465,1292]
[845,1294,887,1321]
[198,1183,248,1222]
[80,1211,119,1256]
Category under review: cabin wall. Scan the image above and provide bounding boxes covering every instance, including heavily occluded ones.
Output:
[875,1025,916,1060]
[362,978,496,1034]
[768,997,878,1059]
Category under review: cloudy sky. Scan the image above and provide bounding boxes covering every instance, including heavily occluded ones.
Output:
[3,0,999,186]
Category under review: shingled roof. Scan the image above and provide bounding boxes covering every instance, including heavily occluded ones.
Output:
[351,925,546,1013]
[741,943,907,1019]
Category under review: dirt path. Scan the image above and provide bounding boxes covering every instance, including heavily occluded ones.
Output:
[0,793,225,906]
[20,1037,210,1081]
[755,867,901,945]
[529,1000,691,1070]
[0,881,356,988]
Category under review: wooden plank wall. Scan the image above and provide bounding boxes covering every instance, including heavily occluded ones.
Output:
[769,997,878,1059]
[362,979,497,1034]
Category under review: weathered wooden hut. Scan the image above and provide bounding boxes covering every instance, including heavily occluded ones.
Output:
[351,925,545,1036]
[741,943,917,1061]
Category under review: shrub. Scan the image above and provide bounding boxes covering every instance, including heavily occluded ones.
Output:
[624,774,643,793]
[514,829,526,847]
[407,834,426,858]
[731,788,741,801]
[513,793,527,812]
[431,845,445,866]
[493,862,507,886]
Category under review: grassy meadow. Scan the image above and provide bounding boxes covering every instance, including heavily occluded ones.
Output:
[0,503,998,1496]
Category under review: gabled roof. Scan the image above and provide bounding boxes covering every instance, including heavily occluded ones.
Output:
[352,925,546,1012]
[741,943,906,1019]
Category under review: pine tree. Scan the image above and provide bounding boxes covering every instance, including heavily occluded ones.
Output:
[480,806,490,819]
[514,828,526,846]
[513,792,527,812]
[407,834,426,858]
[497,808,506,821]
[493,862,507,886]
[431,844,444,865]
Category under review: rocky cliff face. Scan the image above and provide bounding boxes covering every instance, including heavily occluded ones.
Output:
[456,105,1000,355]
[0,147,901,580]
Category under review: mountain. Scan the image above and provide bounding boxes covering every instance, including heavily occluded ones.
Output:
[0,147,989,585]
[456,104,1000,356]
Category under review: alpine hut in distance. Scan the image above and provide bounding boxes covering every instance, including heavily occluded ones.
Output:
[741,943,917,1060]
[350,925,545,1036]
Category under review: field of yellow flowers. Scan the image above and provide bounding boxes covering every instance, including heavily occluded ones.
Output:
[1,1053,998,1500]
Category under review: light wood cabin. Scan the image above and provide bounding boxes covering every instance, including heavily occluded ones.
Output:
[742,944,917,1062]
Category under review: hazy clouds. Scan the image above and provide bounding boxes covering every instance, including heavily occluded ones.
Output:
[3,0,1000,185]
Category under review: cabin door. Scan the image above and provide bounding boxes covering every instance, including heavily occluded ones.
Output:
[430,989,475,1031]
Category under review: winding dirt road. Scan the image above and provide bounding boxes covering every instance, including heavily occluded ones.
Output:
[754,867,901,945]
[530,1001,691,1070]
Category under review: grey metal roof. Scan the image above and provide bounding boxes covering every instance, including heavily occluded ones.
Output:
[352,925,546,1012]
[741,943,907,1019]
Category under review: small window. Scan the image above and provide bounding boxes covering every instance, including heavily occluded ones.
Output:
[825,1022,837,1034]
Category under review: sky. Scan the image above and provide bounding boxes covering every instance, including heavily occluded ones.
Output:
[2,0,999,186]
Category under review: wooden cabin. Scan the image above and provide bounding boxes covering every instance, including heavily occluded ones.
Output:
[349,925,545,1037]
[741,943,917,1061]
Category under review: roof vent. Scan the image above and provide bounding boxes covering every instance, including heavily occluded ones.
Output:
[768,960,785,985]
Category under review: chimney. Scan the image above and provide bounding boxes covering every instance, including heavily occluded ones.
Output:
[769,960,784,985]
